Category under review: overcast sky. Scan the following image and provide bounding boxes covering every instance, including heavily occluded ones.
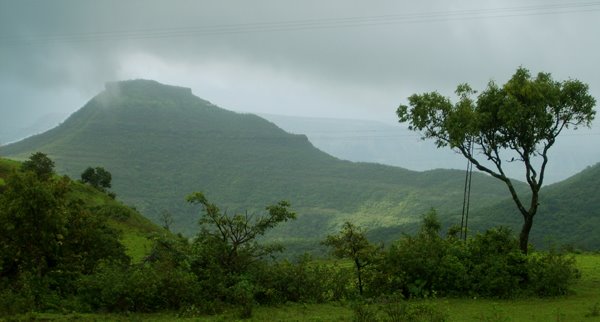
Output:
[1,1,599,142]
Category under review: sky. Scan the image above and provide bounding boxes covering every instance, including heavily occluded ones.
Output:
[1,0,599,177]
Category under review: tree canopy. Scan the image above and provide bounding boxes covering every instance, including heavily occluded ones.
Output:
[397,67,596,254]
[81,166,112,191]
[187,192,296,274]
[0,162,128,296]
[21,152,55,180]
[323,221,379,295]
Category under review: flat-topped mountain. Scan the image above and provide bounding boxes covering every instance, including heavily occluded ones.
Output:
[0,80,525,247]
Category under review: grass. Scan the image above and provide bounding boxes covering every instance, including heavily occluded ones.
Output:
[120,232,153,263]
[67,178,163,263]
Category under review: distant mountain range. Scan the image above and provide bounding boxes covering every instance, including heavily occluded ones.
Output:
[260,114,600,185]
[0,80,597,250]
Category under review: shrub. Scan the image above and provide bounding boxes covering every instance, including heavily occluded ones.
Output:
[527,250,580,296]
[466,227,528,298]
[371,212,579,299]
[352,300,380,322]
[253,254,354,304]
[376,211,469,298]
[0,283,36,316]
[352,297,448,322]
[77,261,200,312]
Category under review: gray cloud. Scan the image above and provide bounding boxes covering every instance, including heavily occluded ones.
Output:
[1,0,599,140]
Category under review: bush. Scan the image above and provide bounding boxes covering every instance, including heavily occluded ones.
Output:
[351,297,448,322]
[371,212,579,299]
[375,211,470,298]
[253,254,354,304]
[527,250,580,296]
[77,261,200,312]
[466,227,528,298]
[0,284,36,316]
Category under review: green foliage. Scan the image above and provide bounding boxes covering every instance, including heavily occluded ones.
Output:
[188,192,295,275]
[0,171,129,282]
[527,250,581,296]
[80,166,112,192]
[352,300,379,322]
[0,171,70,279]
[398,67,597,254]
[467,228,528,298]
[252,254,354,304]
[586,302,600,318]
[475,162,600,250]
[373,212,580,299]
[352,298,449,322]
[21,152,55,180]
[0,80,520,250]
[323,221,380,295]
[0,156,139,313]
[231,279,255,318]
[78,234,198,313]
[78,260,200,313]
[0,277,36,315]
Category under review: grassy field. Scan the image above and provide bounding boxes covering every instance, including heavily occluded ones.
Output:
[5,253,599,321]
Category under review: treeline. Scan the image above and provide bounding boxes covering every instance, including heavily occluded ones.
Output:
[0,154,581,319]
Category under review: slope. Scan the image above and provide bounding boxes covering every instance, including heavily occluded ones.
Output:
[0,157,163,262]
[0,80,519,244]
[470,162,600,249]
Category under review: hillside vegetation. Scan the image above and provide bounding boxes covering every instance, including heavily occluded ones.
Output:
[0,157,162,262]
[0,80,522,248]
[472,162,600,249]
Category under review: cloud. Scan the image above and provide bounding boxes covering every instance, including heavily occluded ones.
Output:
[1,0,599,125]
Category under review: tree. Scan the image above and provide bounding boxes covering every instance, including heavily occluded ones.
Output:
[323,221,378,295]
[21,152,55,180]
[81,166,112,191]
[397,67,596,254]
[0,171,68,279]
[0,169,127,283]
[159,210,174,231]
[186,192,296,274]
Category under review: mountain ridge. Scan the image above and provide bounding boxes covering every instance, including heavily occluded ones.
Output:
[0,80,542,248]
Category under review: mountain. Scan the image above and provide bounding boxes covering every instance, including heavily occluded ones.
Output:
[260,114,600,184]
[0,80,520,248]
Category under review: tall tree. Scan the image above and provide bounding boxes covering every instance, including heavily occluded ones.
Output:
[397,67,596,254]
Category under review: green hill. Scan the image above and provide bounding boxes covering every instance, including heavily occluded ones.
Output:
[0,157,163,262]
[469,163,600,249]
[0,80,520,246]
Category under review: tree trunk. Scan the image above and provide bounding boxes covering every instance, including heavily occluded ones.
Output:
[519,215,534,254]
[355,259,363,295]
